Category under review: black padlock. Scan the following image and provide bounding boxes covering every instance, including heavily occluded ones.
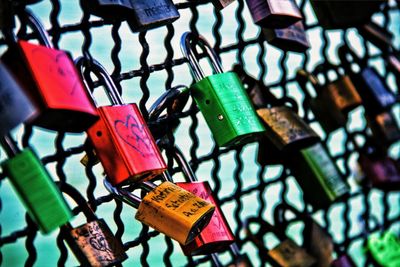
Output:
[127,0,180,32]
[262,21,310,53]
[338,44,397,117]
[310,0,386,29]
[245,0,302,29]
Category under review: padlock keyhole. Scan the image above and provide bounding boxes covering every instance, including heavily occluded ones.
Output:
[205,99,211,105]
[96,131,102,137]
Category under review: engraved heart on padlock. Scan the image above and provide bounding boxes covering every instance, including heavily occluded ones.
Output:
[31,48,80,96]
[114,114,154,158]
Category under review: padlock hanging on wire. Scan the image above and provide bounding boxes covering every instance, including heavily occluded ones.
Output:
[1,8,99,133]
[75,57,167,186]
[58,182,128,267]
[103,178,215,245]
[0,134,72,234]
[180,31,266,147]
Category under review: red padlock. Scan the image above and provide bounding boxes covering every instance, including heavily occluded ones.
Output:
[173,146,235,255]
[75,57,167,186]
[2,8,98,132]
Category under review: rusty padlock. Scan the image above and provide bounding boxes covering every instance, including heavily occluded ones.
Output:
[245,0,302,28]
[59,182,127,267]
[357,142,400,191]
[262,21,310,53]
[75,57,167,186]
[104,179,215,245]
[274,203,335,267]
[232,65,319,165]
[172,146,235,255]
[1,8,98,132]
[245,217,316,266]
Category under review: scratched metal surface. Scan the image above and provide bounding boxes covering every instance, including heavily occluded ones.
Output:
[0,0,399,266]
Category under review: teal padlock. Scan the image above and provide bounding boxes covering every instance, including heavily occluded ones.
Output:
[367,231,400,267]
[180,32,266,147]
[287,142,350,209]
[1,135,72,234]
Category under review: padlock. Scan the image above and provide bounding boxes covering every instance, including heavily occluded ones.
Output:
[296,69,348,134]
[287,142,350,210]
[104,179,215,245]
[232,64,319,165]
[312,63,362,115]
[245,217,316,266]
[127,0,180,32]
[357,143,400,191]
[172,146,235,255]
[58,182,127,267]
[75,57,167,186]
[366,230,400,267]
[1,8,98,132]
[365,111,400,147]
[81,0,134,21]
[338,45,397,117]
[147,85,189,141]
[358,21,394,52]
[211,0,236,10]
[180,32,265,147]
[245,0,302,29]
[331,254,357,267]
[309,0,385,29]
[226,244,254,267]
[262,21,310,53]
[0,135,72,234]
[0,61,37,137]
[273,204,334,267]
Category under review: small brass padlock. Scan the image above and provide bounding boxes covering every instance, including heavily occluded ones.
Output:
[172,146,235,255]
[76,57,167,186]
[181,32,265,147]
[1,135,72,234]
[245,217,316,267]
[104,179,215,245]
[59,182,127,267]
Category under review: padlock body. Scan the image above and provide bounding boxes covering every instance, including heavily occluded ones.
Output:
[87,104,167,186]
[127,0,180,32]
[350,67,396,116]
[135,181,215,245]
[212,0,235,10]
[192,72,266,147]
[262,21,310,53]
[367,231,400,267]
[176,181,235,255]
[323,75,362,114]
[310,0,384,29]
[331,255,357,267]
[246,0,302,28]
[366,112,400,147]
[257,106,320,152]
[1,148,72,233]
[268,239,316,267]
[358,154,400,191]
[64,219,127,267]
[288,143,349,210]
[2,41,98,132]
[0,62,37,136]
[310,95,347,134]
[82,0,134,20]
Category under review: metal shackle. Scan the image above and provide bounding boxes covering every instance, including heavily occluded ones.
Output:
[173,146,198,183]
[148,85,188,122]
[75,56,124,107]
[58,182,97,223]
[103,179,157,209]
[180,31,224,82]
[4,8,54,48]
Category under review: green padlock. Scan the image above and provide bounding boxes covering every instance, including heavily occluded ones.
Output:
[287,142,350,209]
[367,231,400,267]
[180,32,265,147]
[1,135,72,234]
